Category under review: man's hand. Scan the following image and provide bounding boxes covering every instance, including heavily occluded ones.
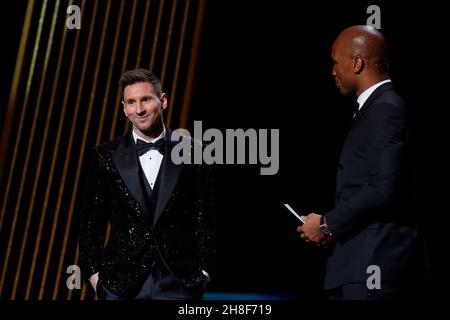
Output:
[297,213,325,244]
[89,272,99,292]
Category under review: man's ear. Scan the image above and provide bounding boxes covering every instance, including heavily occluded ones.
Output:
[353,56,364,74]
[160,93,168,111]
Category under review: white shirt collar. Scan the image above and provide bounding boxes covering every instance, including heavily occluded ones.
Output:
[356,79,391,111]
[132,127,166,143]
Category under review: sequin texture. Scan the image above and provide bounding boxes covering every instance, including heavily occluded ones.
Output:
[79,134,216,298]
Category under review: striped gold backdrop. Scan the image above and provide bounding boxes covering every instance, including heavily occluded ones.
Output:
[0,0,206,300]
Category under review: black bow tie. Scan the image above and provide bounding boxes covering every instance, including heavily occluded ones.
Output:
[135,138,166,156]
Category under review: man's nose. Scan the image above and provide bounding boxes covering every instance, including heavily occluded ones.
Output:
[136,102,145,114]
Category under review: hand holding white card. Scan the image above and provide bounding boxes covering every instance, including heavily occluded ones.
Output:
[282,203,307,224]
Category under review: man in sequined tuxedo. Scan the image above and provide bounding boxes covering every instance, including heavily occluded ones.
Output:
[79,68,216,300]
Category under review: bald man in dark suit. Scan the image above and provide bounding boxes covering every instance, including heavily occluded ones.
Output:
[297,26,423,299]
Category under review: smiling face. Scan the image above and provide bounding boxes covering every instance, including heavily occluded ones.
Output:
[122,82,167,139]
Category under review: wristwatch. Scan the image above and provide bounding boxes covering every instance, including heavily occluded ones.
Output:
[319,215,331,236]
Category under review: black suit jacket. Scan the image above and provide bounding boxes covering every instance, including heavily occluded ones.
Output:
[324,82,419,290]
[79,129,216,298]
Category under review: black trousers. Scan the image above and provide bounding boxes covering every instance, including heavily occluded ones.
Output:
[96,258,203,300]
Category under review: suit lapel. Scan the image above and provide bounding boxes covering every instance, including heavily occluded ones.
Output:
[110,132,151,218]
[153,128,183,225]
[353,82,395,123]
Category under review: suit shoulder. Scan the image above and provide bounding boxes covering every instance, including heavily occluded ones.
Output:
[376,88,406,112]
[93,136,123,154]
[366,90,406,123]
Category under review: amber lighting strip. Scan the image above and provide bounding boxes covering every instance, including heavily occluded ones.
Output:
[166,0,190,128]
[109,0,138,139]
[25,0,73,299]
[38,0,86,300]
[11,0,61,300]
[0,0,49,298]
[179,0,206,129]
[0,1,35,190]
[50,0,100,300]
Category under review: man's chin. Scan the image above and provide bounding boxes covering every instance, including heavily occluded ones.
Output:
[133,123,163,137]
[132,124,150,134]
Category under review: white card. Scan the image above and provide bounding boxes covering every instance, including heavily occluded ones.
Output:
[282,203,306,224]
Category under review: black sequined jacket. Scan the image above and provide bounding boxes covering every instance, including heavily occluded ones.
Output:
[79,129,216,298]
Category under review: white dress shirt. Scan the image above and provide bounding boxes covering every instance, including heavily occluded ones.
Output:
[132,128,165,189]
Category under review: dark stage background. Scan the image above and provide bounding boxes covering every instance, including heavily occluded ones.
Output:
[0,0,449,300]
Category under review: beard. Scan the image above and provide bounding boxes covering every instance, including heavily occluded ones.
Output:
[132,114,164,137]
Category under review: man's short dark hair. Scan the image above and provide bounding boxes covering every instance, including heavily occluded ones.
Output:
[119,68,162,97]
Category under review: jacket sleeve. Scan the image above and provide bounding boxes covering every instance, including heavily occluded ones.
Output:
[78,148,108,280]
[194,162,217,276]
[326,102,407,240]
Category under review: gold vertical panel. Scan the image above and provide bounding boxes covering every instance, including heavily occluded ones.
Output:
[0,0,49,298]
[135,0,152,68]
[159,0,177,86]
[11,0,61,300]
[109,0,138,139]
[0,0,207,300]
[149,0,165,70]
[166,0,190,128]
[96,0,126,145]
[51,0,100,300]
[0,0,35,192]
[26,0,71,300]
[66,0,113,301]
[38,0,86,299]
[180,0,207,129]
[124,0,153,134]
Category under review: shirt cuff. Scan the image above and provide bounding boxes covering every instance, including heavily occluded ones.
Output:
[202,270,210,282]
